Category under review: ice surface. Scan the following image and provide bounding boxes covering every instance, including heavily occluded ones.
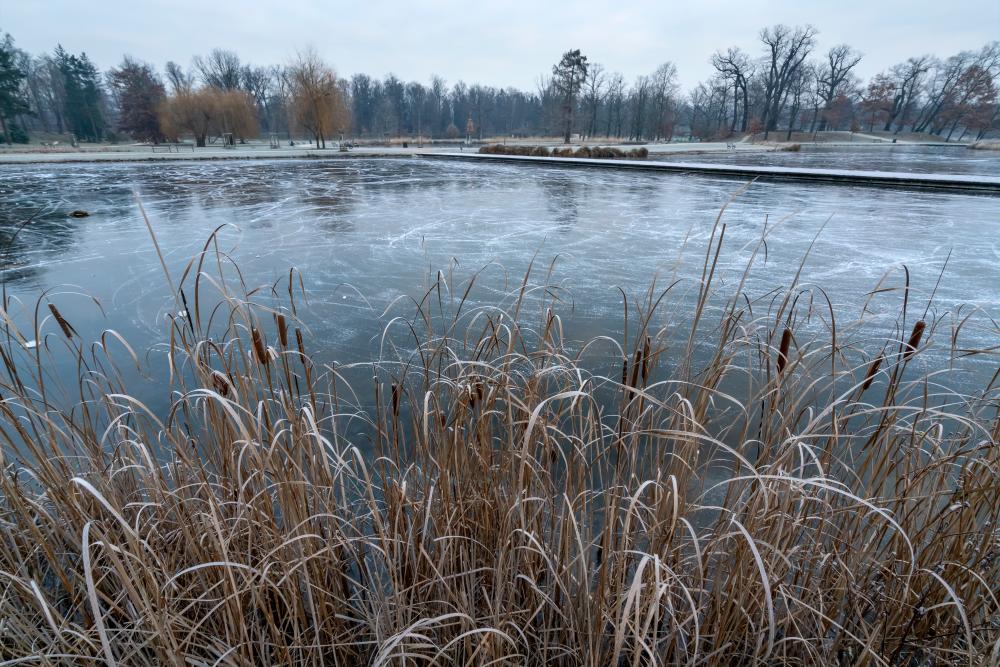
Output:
[1,157,998,409]
[665,144,1000,176]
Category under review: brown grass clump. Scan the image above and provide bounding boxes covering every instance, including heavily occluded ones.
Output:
[477,145,642,160]
[780,143,802,152]
[968,139,1000,151]
[0,216,997,665]
[589,147,627,159]
[477,144,551,157]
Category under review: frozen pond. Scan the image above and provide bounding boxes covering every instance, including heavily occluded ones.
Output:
[1,157,999,408]
[665,144,1000,176]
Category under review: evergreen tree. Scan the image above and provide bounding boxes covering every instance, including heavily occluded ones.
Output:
[0,32,31,145]
[552,49,588,143]
[54,45,106,141]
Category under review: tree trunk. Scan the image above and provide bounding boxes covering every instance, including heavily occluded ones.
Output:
[945,119,960,142]
[0,114,11,146]
[196,134,206,147]
[740,86,749,132]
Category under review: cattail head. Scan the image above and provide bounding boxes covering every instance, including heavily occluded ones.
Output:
[211,371,230,397]
[903,320,926,360]
[861,355,883,391]
[776,328,793,375]
[275,313,288,348]
[629,346,642,388]
[47,303,75,340]
[640,336,652,384]
[295,328,306,359]
[251,327,269,365]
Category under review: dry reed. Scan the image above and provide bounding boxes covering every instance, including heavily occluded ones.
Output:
[0,219,997,666]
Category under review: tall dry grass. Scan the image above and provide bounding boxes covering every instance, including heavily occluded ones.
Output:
[0,212,998,665]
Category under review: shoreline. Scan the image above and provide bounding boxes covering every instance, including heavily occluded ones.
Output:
[424,152,1000,194]
[0,137,971,166]
[3,145,995,193]
[0,146,420,165]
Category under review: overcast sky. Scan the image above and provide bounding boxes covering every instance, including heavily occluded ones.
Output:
[3,0,998,91]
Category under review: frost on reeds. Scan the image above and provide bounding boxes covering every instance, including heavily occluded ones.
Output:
[0,215,998,665]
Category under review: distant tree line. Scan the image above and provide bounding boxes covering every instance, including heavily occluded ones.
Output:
[692,28,1000,142]
[1,25,998,146]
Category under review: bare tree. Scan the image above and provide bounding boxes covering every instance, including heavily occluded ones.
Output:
[711,47,753,132]
[406,81,426,139]
[628,75,649,140]
[688,77,733,139]
[816,45,863,130]
[241,65,273,132]
[582,62,605,139]
[164,61,192,95]
[914,43,999,135]
[912,54,969,133]
[759,24,818,135]
[649,62,679,140]
[21,54,60,133]
[193,49,243,90]
[287,48,349,148]
[938,43,1000,140]
[882,56,931,132]
[428,75,447,136]
[604,72,626,137]
[784,63,813,139]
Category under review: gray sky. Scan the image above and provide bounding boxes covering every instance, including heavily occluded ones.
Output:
[2,0,998,91]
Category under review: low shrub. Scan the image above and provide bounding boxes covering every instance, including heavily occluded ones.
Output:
[589,147,627,159]
[476,144,648,161]
[478,144,551,156]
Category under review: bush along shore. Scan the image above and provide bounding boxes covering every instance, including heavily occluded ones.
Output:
[0,217,998,665]
[479,144,650,159]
